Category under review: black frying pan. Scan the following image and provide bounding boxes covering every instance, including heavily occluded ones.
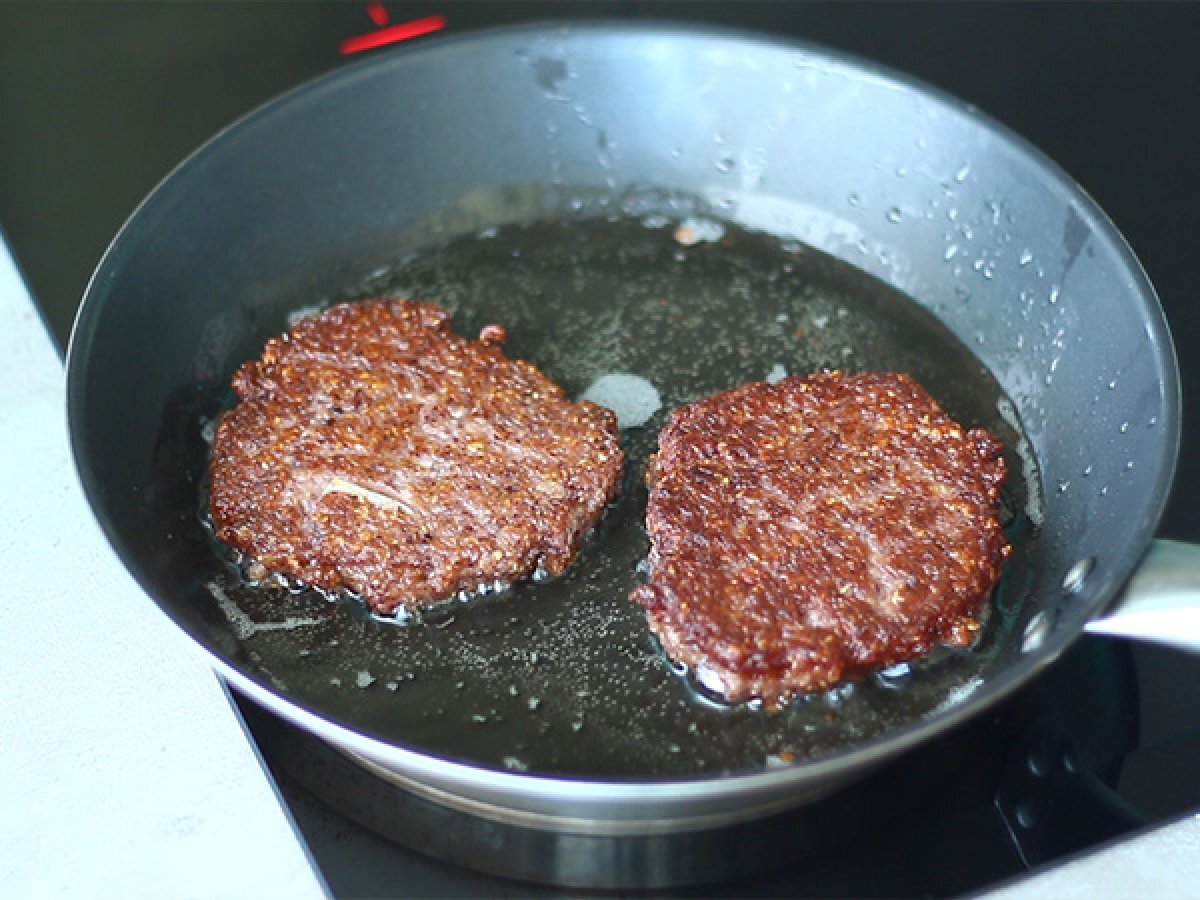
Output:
[66,24,1181,833]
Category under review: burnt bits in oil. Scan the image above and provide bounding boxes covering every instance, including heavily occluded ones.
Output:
[206,216,1040,779]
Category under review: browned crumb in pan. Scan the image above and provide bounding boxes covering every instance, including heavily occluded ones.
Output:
[630,371,1010,710]
[209,298,623,616]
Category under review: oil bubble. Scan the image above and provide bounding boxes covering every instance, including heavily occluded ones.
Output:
[1061,557,1094,594]
[1022,611,1051,653]
[876,662,913,689]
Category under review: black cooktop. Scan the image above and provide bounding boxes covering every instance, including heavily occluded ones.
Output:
[5,3,1199,895]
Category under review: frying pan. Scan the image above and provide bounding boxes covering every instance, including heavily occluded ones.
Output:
[66,22,1196,842]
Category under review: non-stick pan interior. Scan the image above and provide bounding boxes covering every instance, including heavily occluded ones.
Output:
[191,213,1040,777]
[68,25,1177,789]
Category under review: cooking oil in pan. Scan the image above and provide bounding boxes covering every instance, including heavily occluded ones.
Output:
[204,215,1041,779]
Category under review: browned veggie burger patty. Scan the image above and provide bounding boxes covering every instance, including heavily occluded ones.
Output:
[630,371,1009,709]
[210,298,623,615]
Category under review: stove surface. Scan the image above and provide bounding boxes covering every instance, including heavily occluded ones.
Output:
[5,3,1200,895]
[235,639,1200,896]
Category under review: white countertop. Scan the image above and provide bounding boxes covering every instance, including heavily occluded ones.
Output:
[2,231,1198,898]
[0,241,326,898]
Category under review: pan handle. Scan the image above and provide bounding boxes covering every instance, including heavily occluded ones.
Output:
[1084,539,1200,652]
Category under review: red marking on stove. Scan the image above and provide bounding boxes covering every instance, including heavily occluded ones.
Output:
[339,14,447,55]
[366,1,390,26]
